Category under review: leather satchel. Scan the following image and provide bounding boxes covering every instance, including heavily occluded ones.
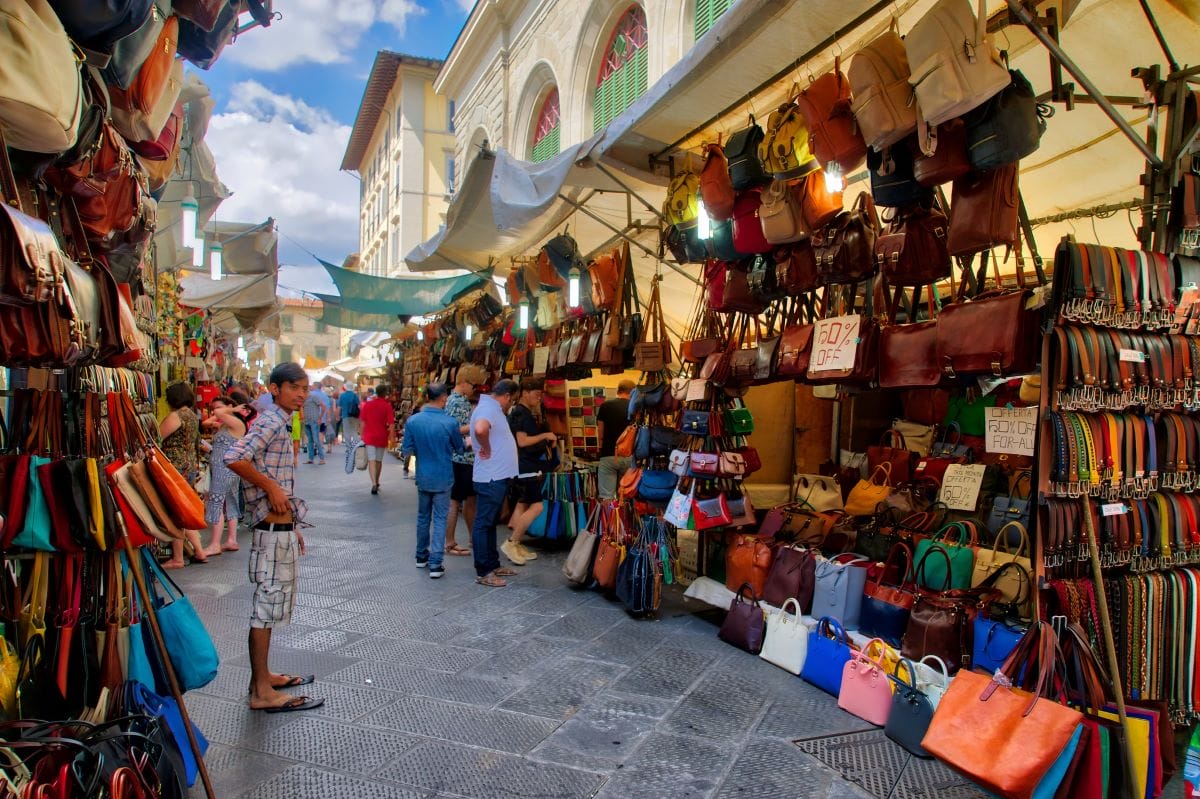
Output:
[879,319,940,389]
[875,205,950,286]
[774,242,819,294]
[700,142,735,220]
[814,193,879,284]
[761,545,816,610]
[946,162,1019,257]
[794,57,868,173]
[718,583,767,654]
[759,179,807,244]
[776,322,814,378]
[588,247,621,311]
[935,288,1041,377]
[725,534,774,595]
[913,118,971,187]
[800,169,844,232]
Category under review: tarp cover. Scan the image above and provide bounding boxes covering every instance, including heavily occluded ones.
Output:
[318,258,488,315]
[312,293,406,332]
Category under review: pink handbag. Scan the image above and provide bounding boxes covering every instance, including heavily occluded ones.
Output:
[837,638,894,726]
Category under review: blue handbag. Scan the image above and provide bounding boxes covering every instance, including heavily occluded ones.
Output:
[120,553,159,690]
[125,680,209,787]
[858,544,915,646]
[811,555,870,629]
[971,616,1026,675]
[637,469,678,503]
[12,456,54,551]
[800,616,853,696]
[141,550,219,691]
[987,471,1033,539]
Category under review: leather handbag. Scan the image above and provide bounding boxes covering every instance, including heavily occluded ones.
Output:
[724,118,771,190]
[875,204,951,286]
[633,279,673,372]
[848,22,918,150]
[867,430,915,485]
[636,469,677,504]
[760,598,808,674]
[963,69,1048,169]
[859,543,916,646]
[693,492,732,530]
[761,545,816,610]
[922,623,1085,799]
[884,657,936,757]
[838,639,895,726]
[108,14,180,135]
[903,0,1012,127]
[0,0,84,153]
[588,247,621,311]
[718,583,767,654]
[700,141,736,220]
[793,474,843,512]
[946,162,1019,257]
[679,409,711,436]
[687,452,720,477]
[868,138,932,208]
[177,1,243,69]
[800,616,854,696]
[913,522,977,590]
[845,464,893,516]
[987,474,1033,536]
[759,98,819,179]
[971,521,1032,612]
[732,189,773,255]
[879,319,940,389]
[725,491,756,529]
[914,117,971,187]
[759,179,808,244]
[800,169,844,231]
[814,193,879,284]
[900,587,973,671]
[722,405,754,435]
[774,242,820,294]
[718,451,746,478]
[775,321,814,379]
[811,554,870,629]
[794,57,868,173]
[726,534,774,595]
[935,287,1041,377]
[972,614,1026,675]
[721,264,767,315]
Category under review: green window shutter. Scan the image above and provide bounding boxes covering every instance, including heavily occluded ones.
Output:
[530,125,559,163]
[696,0,732,40]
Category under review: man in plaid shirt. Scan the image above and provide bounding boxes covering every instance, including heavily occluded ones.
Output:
[225,362,323,713]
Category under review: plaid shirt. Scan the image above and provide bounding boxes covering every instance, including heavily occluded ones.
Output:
[224,404,307,525]
[445,391,474,465]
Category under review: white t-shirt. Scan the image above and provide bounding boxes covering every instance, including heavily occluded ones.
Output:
[469,394,518,483]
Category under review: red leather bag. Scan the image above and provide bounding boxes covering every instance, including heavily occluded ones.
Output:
[774,243,819,294]
[801,169,845,231]
[776,323,814,378]
[879,320,940,388]
[705,259,730,312]
[867,430,915,485]
[914,118,972,187]
[700,142,735,220]
[946,163,1019,257]
[725,533,774,596]
[935,289,1041,378]
[731,189,772,254]
[794,58,868,173]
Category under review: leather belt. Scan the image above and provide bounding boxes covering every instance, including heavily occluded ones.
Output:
[1056,242,1176,328]
[1050,324,1197,410]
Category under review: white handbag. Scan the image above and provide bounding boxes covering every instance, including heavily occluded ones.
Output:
[905,0,1012,126]
[793,474,843,512]
[759,598,808,675]
[915,655,950,708]
[0,0,84,153]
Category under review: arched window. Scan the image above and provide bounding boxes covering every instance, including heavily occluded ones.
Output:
[530,88,561,163]
[593,5,648,133]
[695,0,732,40]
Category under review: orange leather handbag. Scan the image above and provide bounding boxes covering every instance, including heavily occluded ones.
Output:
[725,534,774,596]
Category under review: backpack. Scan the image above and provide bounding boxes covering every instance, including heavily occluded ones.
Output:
[905,0,1012,126]
[759,101,819,180]
[794,57,868,174]
[699,142,735,221]
[664,171,700,228]
[848,24,918,150]
[724,119,771,190]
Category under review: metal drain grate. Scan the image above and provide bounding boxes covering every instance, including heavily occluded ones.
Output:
[794,731,989,799]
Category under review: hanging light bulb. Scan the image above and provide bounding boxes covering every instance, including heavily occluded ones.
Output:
[518,299,530,330]
[696,199,712,240]
[823,162,845,193]
[193,237,205,268]
[417,329,425,342]
[568,267,581,309]
[210,242,223,281]
[464,323,473,341]
[180,190,199,250]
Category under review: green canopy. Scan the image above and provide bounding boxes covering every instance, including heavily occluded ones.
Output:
[312,294,404,332]
[318,258,487,315]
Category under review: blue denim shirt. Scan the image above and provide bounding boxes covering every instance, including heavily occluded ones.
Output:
[399,406,464,492]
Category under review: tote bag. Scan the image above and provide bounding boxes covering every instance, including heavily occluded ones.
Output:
[759,598,808,675]
[141,550,218,691]
[811,555,870,629]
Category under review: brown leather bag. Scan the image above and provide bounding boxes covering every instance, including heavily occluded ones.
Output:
[725,534,774,595]
[588,247,621,311]
[794,57,868,173]
[913,118,971,187]
[879,320,940,388]
[592,535,622,590]
[762,545,817,610]
[946,163,1019,257]
[875,204,951,287]
[935,288,1041,377]
[633,278,673,372]
[776,322,814,378]
[759,179,807,244]
[774,242,819,294]
[699,141,736,220]
[800,169,844,231]
[815,192,879,285]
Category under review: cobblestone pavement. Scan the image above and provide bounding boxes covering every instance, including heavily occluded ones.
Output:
[176,453,992,799]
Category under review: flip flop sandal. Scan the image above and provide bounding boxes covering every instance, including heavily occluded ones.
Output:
[279,674,315,688]
[494,568,518,577]
[262,696,324,713]
[475,575,507,587]
[446,545,472,556]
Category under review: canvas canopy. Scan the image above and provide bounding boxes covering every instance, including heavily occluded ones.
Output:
[311,293,407,332]
[178,219,282,337]
[317,258,489,316]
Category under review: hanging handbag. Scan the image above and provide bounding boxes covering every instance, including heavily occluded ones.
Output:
[913,522,978,590]
[988,473,1033,536]
[725,534,774,596]
[724,118,771,190]
[936,287,1041,377]
[139,549,218,691]
[811,554,870,629]
[759,98,819,180]
[718,583,767,654]
[963,69,1048,169]
[875,203,951,286]
[913,117,972,186]
[879,314,940,390]
[759,598,808,675]
[848,22,918,150]
[805,297,880,386]
[775,242,820,294]
[946,162,1019,257]
[868,138,932,208]
[663,480,694,528]
[845,464,893,517]
[761,545,816,610]
[814,192,879,284]
[732,189,774,255]
[679,409,711,437]
[722,405,754,436]
[759,179,808,244]
[794,57,868,174]
[692,492,732,531]
[800,616,854,697]
[884,657,936,757]
[859,543,916,646]
[799,169,844,232]
[700,141,735,220]
[636,469,677,504]
[633,278,673,372]
[0,0,84,153]
[838,639,895,726]
[867,430,915,485]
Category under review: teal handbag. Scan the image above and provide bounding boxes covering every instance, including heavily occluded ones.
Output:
[141,550,219,691]
[723,406,755,435]
[12,456,54,551]
[913,522,977,590]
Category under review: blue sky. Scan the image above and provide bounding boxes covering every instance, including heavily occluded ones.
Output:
[197,0,472,295]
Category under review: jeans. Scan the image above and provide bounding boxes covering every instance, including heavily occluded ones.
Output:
[303,422,325,461]
[471,480,509,577]
[597,456,633,499]
[416,489,450,569]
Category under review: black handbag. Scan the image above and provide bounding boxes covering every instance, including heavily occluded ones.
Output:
[718,583,766,653]
[706,219,740,261]
[884,658,936,757]
[724,120,772,190]
[868,138,933,208]
[963,69,1050,169]
[615,541,660,615]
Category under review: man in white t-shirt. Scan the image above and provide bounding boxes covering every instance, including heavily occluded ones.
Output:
[469,379,519,587]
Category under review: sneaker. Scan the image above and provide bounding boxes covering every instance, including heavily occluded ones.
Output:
[429,566,445,579]
[415,560,428,569]
[517,543,538,561]
[499,539,527,566]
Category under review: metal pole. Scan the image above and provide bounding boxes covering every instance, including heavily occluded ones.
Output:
[1136,0,1179,73]
[1006,0,1162,168]
[594,162,669,225]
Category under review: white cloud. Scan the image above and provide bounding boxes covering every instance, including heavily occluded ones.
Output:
[453,0,475,11]
[227,0,426,71]
[205,81,360,267]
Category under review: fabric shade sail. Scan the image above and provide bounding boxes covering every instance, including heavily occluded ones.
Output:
[318,258,488,315]
[311,293,407,332]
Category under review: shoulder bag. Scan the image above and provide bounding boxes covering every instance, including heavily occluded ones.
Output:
[814,192,879,285]
[140,548,219,691]
[633,278,673,373]
[875,203,950,286]
[963,69,1049,169]
[800,616,854,696]
[761,545,816,611]
[884,657,936,757]
[845,464,893,517]
[859,542,916,646]
[946,162,1019,257]
[718,583,767,654]
[760,598,808,674]
[563,504,602,585]
[759,179,808,244]
[838,638,895,726]
[811,554,870,629]
[731,189,773,255]
[913,117,972,187]
[726,533,774,596]
[868,138,932,208]
[693,492,731,531]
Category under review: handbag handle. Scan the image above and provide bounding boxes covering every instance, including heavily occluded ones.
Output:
[990,521,1030,559]
[919,654,950,684]
[913,546,953,592]
[854,637,890,671]
[979,561,1032,605]
[1011,469,1033,501]
[735,581,759,606]
[778,597,803,620]
[816,615,847,644]
[882,429,906,449]
[892,656,920,692]
[870,462,892,487]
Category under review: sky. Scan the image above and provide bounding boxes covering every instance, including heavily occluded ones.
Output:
[197,0,474,297]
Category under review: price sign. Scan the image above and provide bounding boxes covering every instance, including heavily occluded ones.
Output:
[984,406,1037,457]
[808,315,861,374]
[939,464,987,511]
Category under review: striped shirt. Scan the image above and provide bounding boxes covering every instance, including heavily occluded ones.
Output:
[224,404,308,525]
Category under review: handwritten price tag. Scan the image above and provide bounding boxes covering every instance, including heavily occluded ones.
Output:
[984,407,1037,457]
[939,464,987,511]
[808,315,861,374]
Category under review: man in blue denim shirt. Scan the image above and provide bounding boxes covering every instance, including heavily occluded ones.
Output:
[399,383,464,578]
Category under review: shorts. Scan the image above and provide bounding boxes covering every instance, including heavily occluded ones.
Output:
[365,445,386,462]
[511,475,542,506]
[451,462,475,501]
[248,526,299,629]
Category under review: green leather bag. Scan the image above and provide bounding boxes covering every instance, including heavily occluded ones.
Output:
[913,521,978,590]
